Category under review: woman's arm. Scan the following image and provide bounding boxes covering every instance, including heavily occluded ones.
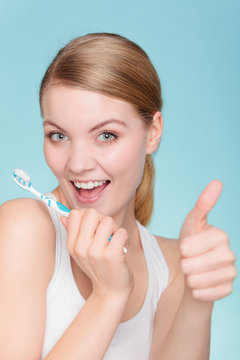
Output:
[149,238,213,360]
[0,199,56,360]
[44,208,133,360]
[149,274,213,360]
[150,180,237,360]
[44,291,130,360]
[0,201,132,360]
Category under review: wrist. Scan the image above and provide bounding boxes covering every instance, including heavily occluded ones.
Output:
[91,289,131,310]
[182,284,214,314]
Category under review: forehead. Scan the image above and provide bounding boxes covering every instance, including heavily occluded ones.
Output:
[42,85,141,121]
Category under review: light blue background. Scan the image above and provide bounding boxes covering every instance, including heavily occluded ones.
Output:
[0,0,239,358]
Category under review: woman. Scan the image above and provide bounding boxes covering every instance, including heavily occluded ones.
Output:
[0,33,237,360]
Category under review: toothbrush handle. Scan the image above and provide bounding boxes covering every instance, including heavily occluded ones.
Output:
[49,199,70,217]
[55,201,71,217]
[29,187,70,217]
[39,196,70,217]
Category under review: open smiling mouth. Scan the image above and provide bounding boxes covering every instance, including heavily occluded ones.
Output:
[71,180,111,203]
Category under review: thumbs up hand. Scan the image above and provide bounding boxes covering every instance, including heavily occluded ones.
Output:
[178,180,237,303]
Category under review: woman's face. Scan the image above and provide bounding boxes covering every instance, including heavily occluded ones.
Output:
[42,85,153,221]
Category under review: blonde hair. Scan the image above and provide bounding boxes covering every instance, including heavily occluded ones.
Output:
[39,32,163,226]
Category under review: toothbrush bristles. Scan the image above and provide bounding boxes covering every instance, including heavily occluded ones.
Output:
[13,169,32,188]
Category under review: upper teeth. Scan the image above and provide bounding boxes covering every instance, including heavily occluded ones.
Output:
[74,180,107,189]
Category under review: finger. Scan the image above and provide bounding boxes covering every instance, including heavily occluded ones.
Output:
[192,283,233,301]
[193,179,223,224]
[60,216,68,229]
[179,180,223,239]
[187,265,237,289]
[107,227,129,257]
[181,245,235,274]
[91,216,118,251]
[77,209,105,252]
[66,209,85,252]
[180,226,227,257]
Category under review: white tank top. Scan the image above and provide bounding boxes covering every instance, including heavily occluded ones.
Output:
[40,193,169,360]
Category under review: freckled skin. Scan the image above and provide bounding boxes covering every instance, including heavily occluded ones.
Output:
[42,85,153,228]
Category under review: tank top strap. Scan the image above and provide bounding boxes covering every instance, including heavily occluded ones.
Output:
[136,221,169,306]
[41,192,63,296]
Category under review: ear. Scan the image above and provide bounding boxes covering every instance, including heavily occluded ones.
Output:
[145,111,163,154]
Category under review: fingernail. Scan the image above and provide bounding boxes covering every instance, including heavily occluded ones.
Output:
[60,216,68,228]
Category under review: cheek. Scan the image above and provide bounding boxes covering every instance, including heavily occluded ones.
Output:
[102,140,146,186]
[43,141,64,176]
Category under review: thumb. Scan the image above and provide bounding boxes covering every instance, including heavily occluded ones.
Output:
[60,216,68,230]
[179,179,223,240]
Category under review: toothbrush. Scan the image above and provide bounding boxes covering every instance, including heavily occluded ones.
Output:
[12,169,127,253]
[12,169,70,217]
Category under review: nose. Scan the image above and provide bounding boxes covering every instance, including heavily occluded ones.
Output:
[67,141,97,174]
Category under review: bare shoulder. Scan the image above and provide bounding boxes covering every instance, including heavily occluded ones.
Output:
[0,196,54,229]
[154,234,182,286]
[0,197,55,235]
[0,199,56,358]
[1,196,52,218]
[0,197,56,284]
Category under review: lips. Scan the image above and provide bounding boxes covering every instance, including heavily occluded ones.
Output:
[71,180,110,204]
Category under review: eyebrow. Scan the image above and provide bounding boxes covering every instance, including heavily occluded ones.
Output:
[43,119,127,132]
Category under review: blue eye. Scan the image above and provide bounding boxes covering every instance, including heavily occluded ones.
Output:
[97,132,118,143]
[49,133,68,142]
[46,131,118,143]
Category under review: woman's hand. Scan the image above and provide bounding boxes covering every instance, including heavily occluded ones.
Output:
[60,208,133,299]
[178,180,237,303]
